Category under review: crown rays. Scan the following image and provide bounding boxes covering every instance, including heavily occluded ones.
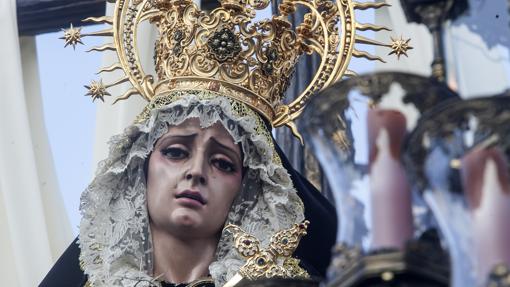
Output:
[61,0,411,104]
[61,15,133,103]
[349,1,413,69]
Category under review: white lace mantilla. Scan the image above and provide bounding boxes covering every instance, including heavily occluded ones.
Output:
[79,91,305,287]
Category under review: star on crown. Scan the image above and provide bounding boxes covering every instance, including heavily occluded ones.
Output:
[60,24,83,50]
[389,36,413,59]
[85,80,111,102]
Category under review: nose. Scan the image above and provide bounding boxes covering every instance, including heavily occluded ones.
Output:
[185,152,207,186]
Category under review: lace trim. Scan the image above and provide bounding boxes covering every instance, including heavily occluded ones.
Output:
[79,92,304,287]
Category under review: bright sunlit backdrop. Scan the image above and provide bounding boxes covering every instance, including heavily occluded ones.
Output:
[36,25,105,234]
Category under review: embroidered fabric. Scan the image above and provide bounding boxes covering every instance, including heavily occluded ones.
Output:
[79,91,305,287]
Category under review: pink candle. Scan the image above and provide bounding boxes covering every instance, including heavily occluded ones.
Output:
[461,148,510,278]
[367,109,414,250]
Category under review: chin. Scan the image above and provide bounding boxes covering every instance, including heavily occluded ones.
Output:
[171,209,203,229]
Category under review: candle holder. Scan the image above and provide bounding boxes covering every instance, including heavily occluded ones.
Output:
[403,94,510,287]
[299,72,457,286]
[327,229,449,286]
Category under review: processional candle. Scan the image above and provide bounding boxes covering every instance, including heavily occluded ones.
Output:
[461,148,510,280]
[367,109,414,250]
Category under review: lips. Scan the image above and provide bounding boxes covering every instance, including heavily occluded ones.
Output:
[175,190,206,205]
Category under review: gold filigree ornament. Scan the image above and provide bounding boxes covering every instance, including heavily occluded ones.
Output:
[223,220,310,286]
[389,35,413,59]
[62,0,409,142]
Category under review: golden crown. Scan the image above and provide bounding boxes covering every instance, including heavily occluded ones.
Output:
[62,0,410,138]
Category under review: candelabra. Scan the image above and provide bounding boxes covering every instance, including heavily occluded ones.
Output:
[299,72,457,286]
[296,5,510,286]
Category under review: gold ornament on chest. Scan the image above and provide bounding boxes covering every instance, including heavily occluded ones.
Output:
[223,220,311,286]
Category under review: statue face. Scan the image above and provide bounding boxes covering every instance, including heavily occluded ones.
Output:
[147,118,243,238]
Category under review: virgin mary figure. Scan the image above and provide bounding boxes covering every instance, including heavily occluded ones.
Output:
[40,0,338,285]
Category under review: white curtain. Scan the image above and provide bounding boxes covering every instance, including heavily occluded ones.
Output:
[0,1,73,286]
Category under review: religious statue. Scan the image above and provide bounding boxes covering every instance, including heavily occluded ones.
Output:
[41,0,400,285]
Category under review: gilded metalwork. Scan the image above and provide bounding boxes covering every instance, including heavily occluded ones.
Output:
[224,221,311,280]
[84,79,111,102]
[389,36,413,59]
[60,24,83,49]
[207,28,242,62]
[62,0,405,138]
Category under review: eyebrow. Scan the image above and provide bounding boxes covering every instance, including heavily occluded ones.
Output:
[209,137,241,163]
[156,133,197,147]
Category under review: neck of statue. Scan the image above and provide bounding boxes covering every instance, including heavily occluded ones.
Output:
[150,225,218,284]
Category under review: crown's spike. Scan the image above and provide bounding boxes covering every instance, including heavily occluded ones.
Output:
[97,63,124,74]
[60,24,84,49]
[104,76,130,88]
[345,70,358,77]
[83,16,114,25]
[353,1,390,10]
[84,28,114,37]
[85,79,111,102]
[86,43,116,53]
[353,49,386,63]
[388,36,413,59]
[355,35,390,47]
[112,88,139,104]
[286,121,304,145]
[356,23,391,32]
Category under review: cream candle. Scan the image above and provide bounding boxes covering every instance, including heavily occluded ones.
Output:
[461,148,510,280]
[367,109,414,250]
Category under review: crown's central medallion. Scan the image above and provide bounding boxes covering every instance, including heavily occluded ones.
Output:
[207,28,242,62]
